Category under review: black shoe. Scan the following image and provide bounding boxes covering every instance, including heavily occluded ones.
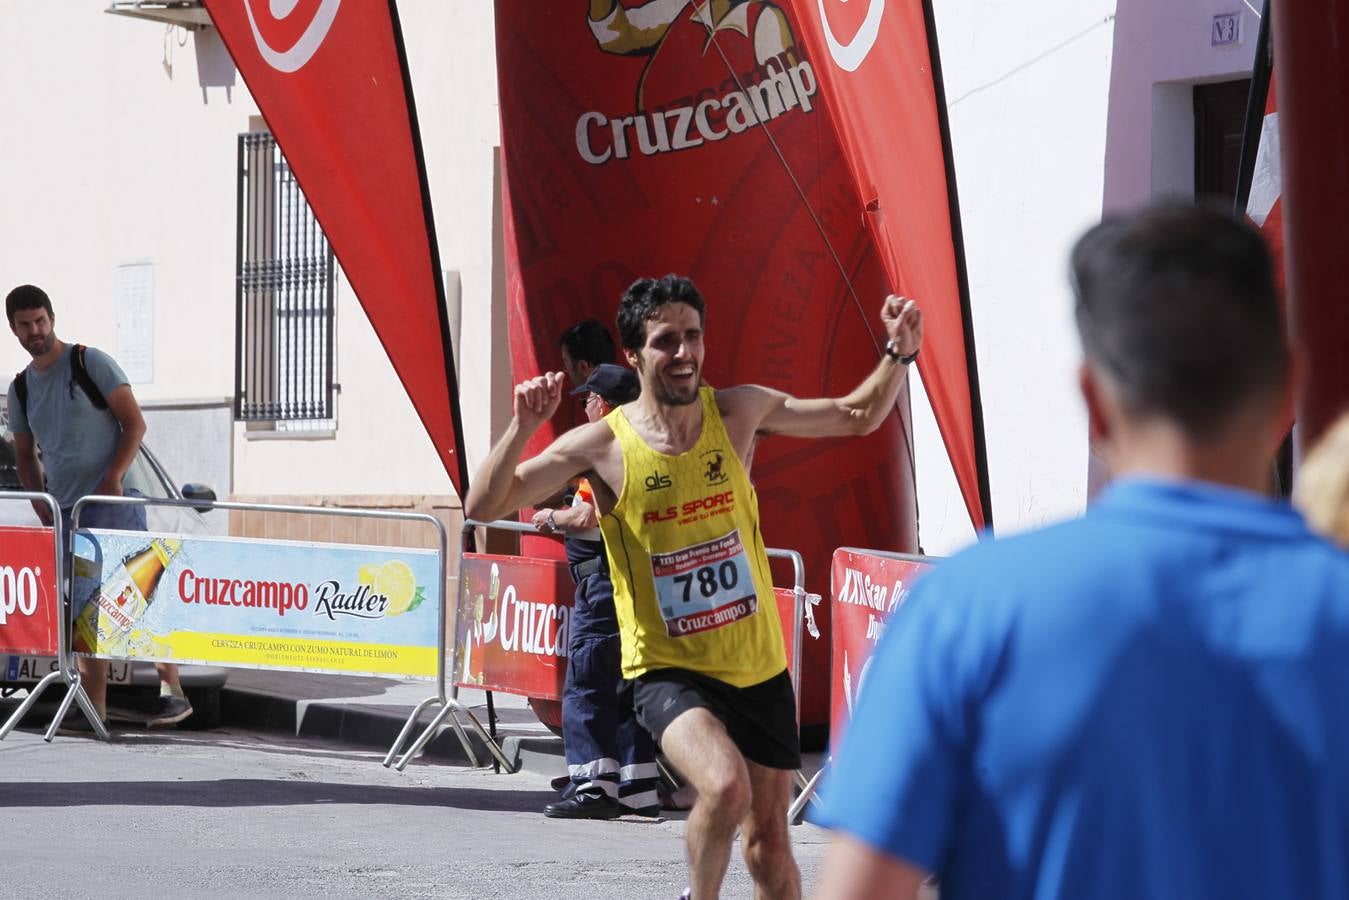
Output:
[623,804,661,818]
[544,792,622,820]
[147,695,193,728]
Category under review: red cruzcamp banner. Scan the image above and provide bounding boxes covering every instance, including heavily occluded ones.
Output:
[829,548,931,743]
[495,0,918,730]
[787,0,991,530]
[456,554,574,700]
[203,0,469,494]
[0,526,60,657]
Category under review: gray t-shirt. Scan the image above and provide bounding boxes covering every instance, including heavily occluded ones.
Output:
[5,345,130,509]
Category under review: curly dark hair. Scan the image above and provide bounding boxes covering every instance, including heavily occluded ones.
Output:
[616,275,705,350]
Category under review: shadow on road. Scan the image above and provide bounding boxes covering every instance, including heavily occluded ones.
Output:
[0,779,556,812]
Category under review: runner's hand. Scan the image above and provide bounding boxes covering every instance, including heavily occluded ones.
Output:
[513,372,566,433]
[881,295,923,359]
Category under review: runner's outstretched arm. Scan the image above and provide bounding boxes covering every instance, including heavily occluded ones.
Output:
[723,295,923,439]
[464,372,606,524]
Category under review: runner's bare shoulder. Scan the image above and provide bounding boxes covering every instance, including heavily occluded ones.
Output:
[715,384,785,428]
[553,417,624,497]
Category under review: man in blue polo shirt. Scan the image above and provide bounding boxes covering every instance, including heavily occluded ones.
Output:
[815,205,1349,899]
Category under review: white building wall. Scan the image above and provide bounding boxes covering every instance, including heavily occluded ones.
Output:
[914,1,1118,554]
[0,1,508,511]
[1103,0,1258,212]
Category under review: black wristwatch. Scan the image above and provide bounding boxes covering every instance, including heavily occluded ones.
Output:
[885,339,919,366]
[546,509,559,532]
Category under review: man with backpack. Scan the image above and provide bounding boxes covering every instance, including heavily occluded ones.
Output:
[6,283,192,733]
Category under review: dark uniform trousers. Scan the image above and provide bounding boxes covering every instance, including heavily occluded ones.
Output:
[563,559,659,811]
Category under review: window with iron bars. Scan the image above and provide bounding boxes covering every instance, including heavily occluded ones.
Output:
[235,131,336,428]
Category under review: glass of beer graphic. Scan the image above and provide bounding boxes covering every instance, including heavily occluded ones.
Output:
[88,538,182,657]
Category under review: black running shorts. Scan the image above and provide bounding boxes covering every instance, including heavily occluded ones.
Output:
[629,667,801,770]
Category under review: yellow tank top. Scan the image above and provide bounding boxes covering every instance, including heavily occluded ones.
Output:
[600,387,786,687]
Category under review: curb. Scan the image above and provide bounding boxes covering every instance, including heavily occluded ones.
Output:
[220,685,568,774]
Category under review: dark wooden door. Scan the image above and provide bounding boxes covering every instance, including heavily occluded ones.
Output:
[1194,78,1253,206]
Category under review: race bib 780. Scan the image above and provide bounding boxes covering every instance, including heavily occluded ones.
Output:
[652,529,758,637]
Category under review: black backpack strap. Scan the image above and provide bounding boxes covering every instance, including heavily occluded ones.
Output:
[71,344,108,410]
[12,370,27,420]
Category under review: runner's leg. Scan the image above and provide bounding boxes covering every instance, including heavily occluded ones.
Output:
[741,760,800,900]
[660,707,751,898]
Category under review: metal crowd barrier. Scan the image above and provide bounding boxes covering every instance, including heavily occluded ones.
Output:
[0,492,109,742]
[5,492,448,745]
[786,546,939,825]
[382,518,539,773]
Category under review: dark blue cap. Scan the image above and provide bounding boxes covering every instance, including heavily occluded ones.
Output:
[570,363,640,405]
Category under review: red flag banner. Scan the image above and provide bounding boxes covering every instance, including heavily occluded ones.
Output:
[786,0,990,530]
[494,0,919,728]
[1246,70,1284,292]
[202,0,468,494]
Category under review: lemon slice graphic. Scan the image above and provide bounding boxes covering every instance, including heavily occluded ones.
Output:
[358,563,380,587]
[377,560,417,616]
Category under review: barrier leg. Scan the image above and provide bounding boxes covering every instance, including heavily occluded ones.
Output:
[71,681,110,742]
[393,703,469,771]
[42,674,109,743]
[448,698,517,773]
[383,696,443,768]
[0,670,64,741]
[788,762,827,825]
[444,709,480,769]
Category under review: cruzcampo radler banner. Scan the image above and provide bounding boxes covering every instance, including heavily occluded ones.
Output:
[71,529,440,679]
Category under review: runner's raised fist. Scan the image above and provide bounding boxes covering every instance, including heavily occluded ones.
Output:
[880,295,923,360]
[513,372,566,431]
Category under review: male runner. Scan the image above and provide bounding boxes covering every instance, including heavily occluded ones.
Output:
[466,274,922,898]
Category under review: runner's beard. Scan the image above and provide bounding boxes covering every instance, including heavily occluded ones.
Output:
[653,370,699,406]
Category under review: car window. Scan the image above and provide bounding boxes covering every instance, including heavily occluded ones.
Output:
[124,448,172,500]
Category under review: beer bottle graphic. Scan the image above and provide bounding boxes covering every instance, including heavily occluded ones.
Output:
[77,538,182,657]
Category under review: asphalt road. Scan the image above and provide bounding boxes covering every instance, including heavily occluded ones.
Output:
[0,716,833,899]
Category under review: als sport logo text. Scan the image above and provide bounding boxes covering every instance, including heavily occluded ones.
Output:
[0,565,41,625]
[644,470,673,492]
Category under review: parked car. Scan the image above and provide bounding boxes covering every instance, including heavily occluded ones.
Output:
[0,393,228,727]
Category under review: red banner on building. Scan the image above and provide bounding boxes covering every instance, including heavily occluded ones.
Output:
[203,0,468,494]
[0,527,59,657]
[787,0,989,530]
[495,0,918,729]
[829,548,932,743]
